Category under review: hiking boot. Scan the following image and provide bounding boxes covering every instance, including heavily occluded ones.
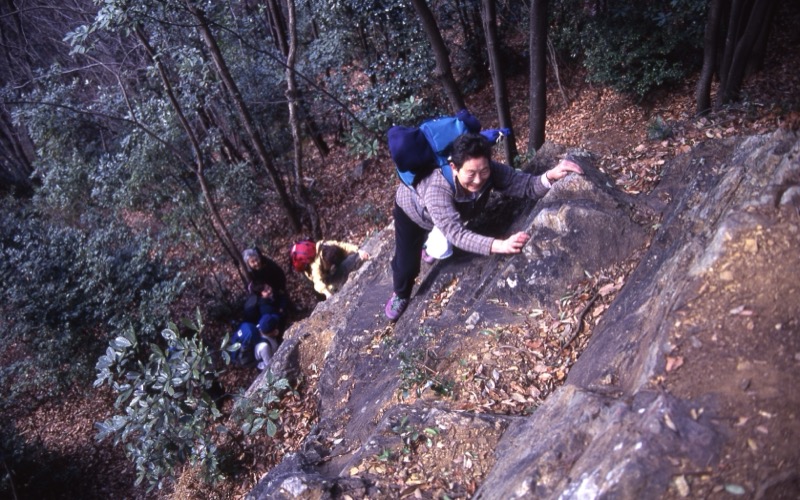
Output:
[421,248,437,264]
[384,293,409,321]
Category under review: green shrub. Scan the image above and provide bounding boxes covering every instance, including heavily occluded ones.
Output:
[230,373,292,438]
[95,317,224,489]
[551,0,706,99]
[647,115,674,140]
[95,313,292,489]
[0,202,184,405]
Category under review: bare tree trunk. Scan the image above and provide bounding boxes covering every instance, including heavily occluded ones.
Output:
[302,108,330,158]
[716,0,777,107]
[409,0,466,112]
[529,0,547,151]
[696,0,722,115]
[454,0,487,81]
[285,0,321,238]
[134,25,248,282]
[480,0,516,164]
[185,0,302,232]
[265,0,289,56]
[747,0,777,74]
[0,103,36,194]
[259,0,329,160]
[196,101,247,165]
[717,0,746,102]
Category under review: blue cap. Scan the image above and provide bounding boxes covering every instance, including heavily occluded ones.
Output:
[258,314,280,334]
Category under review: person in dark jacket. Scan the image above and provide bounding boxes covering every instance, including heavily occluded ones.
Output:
[242,248,290,324]
[385,133,583,320]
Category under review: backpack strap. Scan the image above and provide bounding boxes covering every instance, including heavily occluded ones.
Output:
[389,109,490,191]
[436,155,456,191]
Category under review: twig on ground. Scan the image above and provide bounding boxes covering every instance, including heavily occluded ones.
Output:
[561,292,599,349]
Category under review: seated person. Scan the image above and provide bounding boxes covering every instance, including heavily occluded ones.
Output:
[243,284,281,324]
[290,239,370,299]
[254,313,281,371]
[242,247,290,320]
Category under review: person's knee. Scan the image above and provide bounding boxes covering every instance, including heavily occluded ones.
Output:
[424,226,452,259]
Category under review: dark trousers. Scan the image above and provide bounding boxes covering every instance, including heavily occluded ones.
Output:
[391,202,428,299]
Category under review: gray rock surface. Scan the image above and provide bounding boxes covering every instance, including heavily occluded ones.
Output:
[248,130,800,499]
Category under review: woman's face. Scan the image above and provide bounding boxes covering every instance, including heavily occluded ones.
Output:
[454,157,491,193]
[247,256,261,269]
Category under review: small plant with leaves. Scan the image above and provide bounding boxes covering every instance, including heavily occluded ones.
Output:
[647,115,674,140]
[343,128,381,159]
[397,349,454,400]
[94,311,226,489]
[230,372,292,438]
[390,415,440,457]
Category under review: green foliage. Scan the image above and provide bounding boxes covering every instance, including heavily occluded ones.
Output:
[95,314,293,489]
[398,349,454,400]
[343,96,428,157]
[551,0,706,99]
[230,373,292,438]
[94,316,224,489]
[342,129,381,159]
[0,202,184,405]
[309,0,442,134]
[647,115,674,140]
[389,414,439,457]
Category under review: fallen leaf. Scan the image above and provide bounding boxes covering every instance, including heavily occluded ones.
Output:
[598,282,621,296]
[729,305,753,316]
[666,356,684,372]
[664,412,677,432]
[674,475,690,497]
[725,484,746,495]
[511,392,527,403]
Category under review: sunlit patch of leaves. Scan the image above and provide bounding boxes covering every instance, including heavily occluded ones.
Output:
[422,276,459,320]
[398,349,454,400]
[350,414,453,496]
[350,408,494,498]
[446,266,630,416]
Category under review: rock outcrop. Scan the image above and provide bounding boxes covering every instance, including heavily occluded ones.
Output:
[249,130,800,499]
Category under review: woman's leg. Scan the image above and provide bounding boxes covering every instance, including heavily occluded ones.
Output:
[391,202,427,299]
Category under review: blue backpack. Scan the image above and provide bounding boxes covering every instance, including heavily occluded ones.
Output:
[388,109,509,189]
[230,322,258,367]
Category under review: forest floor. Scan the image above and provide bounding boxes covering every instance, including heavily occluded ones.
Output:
[7,17,800,500]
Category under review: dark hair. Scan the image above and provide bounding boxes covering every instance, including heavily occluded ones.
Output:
[450,133,492,169]
[319,244,348,276]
